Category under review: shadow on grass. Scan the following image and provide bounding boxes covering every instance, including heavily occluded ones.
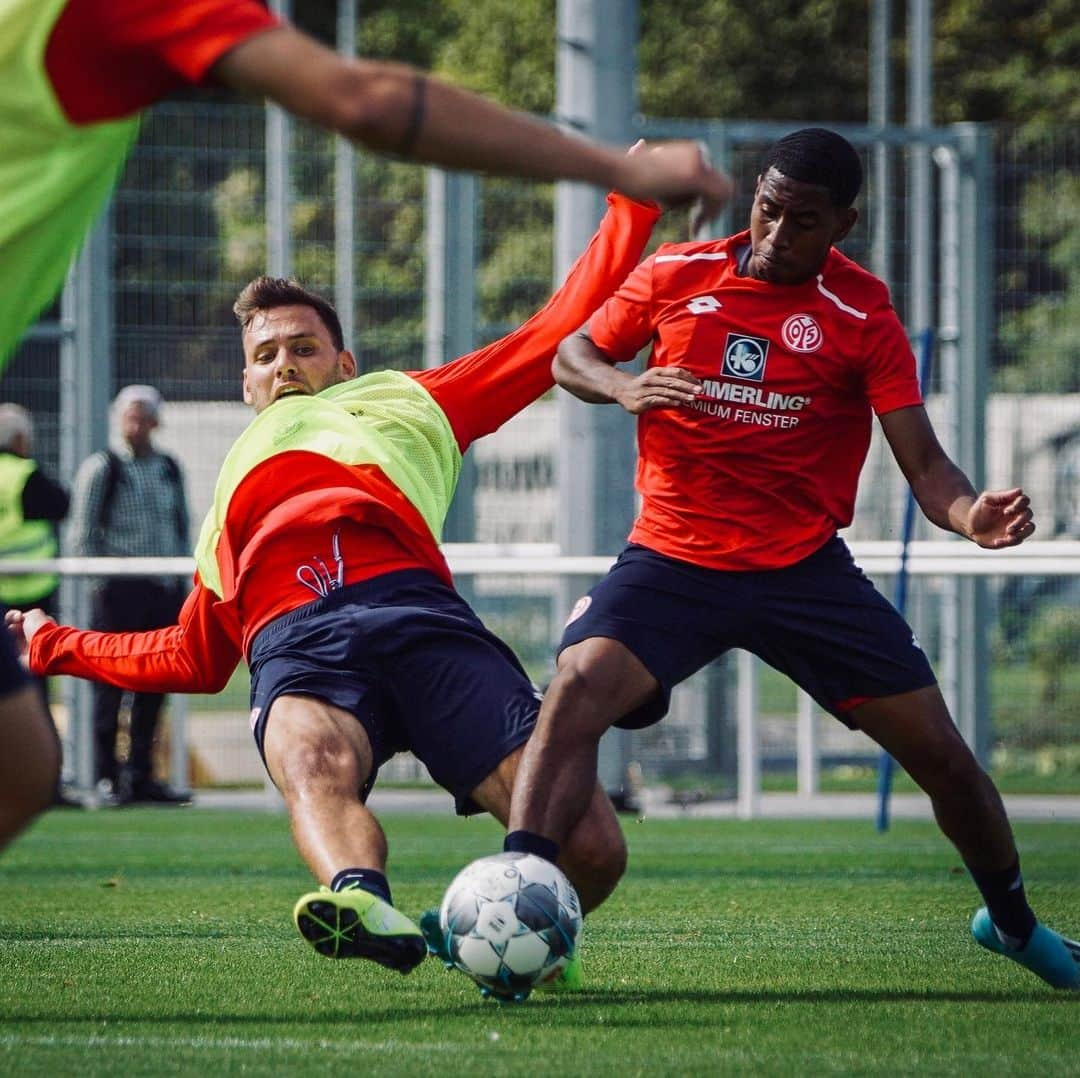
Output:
[5,985,1077,1030]
[560,986,1080,1007]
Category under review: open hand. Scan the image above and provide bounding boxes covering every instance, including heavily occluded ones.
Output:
[614,366,703,415]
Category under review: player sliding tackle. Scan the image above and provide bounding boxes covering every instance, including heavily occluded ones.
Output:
[494,127,1079,991]
[7,157,686,985]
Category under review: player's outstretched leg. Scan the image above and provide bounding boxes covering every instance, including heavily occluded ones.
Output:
[294,887,426,973]
[971,907,1080,989]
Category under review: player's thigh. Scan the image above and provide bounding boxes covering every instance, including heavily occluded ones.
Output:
[750,539,937,722]
[852,684,975,780]
[557,546,738,730]
[0,683,59,821]
[388,626,541,814]
[549,636,660,735]
[262,693,375,798]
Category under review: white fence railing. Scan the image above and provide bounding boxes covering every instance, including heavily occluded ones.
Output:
[4,540,1080,579]
[5,541,1079,811]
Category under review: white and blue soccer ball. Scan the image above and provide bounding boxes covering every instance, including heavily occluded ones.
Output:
[439,852,582,998]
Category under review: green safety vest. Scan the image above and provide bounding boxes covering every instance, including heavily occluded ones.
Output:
[0,0,140,366]
[0,453,59,605]
[195,371,462,599]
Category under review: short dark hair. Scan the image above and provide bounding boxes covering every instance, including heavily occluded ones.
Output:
[760,128,863,208]
[233,276,345,352]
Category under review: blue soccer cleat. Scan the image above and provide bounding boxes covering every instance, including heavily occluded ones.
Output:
[971,907,1080,989]
[419,907,455,968]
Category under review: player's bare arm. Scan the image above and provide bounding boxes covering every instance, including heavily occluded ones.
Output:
[881,405,1036,548]
[554,330,702,414]
[213,28,733,210]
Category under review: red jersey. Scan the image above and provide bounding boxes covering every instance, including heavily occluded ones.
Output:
[45,0,280,123]
[30,194,662,691]
[588,230,922,570]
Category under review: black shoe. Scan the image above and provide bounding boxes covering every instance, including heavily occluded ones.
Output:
[120,779,192,806]
[52,791,84,809]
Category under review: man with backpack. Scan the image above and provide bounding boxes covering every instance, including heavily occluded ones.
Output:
[69,385,190,805]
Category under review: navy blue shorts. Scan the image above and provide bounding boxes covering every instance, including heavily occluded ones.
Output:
[559,538,937,730]
[0,604,29,696]
[247,570,541,814]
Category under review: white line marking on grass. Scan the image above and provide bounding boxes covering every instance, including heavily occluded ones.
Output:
[0,1034,456,1055]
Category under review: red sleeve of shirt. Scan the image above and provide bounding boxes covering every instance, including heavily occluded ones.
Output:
[46,0,281,124]
[410,194,661,451]
[28,577,241,693]
[861,305,923,416]
[586,252,659,362]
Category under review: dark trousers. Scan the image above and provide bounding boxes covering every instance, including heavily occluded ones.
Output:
[91,578,184,788]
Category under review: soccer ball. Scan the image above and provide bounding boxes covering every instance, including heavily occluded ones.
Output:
[438,852,582,999]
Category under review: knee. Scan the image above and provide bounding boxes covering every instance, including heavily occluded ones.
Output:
[543,662,620,735]
[911,731,985,797]
[561,826,628,912]
[276,728,362,802]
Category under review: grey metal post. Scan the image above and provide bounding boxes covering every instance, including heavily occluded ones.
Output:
[59,212,113,792]
[935,142,962,726]
[335,0,357,350]
[260,0,292,806]
[698,122,733,239]
[906,0,933,333]
[954,124,993,764]
[555,0,638,793]
[266,0,292,278]
[869,0,893,286]
[425,169,477,543]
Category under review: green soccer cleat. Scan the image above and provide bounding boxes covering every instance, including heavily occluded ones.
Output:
[536,951,584,993]
[970,907,1080,990]
[293,887,426,973]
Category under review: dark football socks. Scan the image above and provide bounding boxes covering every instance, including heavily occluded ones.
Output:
[503,830,560,864]
[969,858,1037,947]
[331,867,393,906]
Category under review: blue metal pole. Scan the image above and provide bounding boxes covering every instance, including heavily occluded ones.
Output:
[876,328,934,831]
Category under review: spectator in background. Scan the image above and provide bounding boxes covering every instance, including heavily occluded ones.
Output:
[0,404,78,809]
[69,386,190,806]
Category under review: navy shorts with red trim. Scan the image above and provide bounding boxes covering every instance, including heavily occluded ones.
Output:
[247,570,541,814]
[559,538,936,730]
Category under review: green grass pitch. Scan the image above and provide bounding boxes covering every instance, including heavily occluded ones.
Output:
[2,809,1077,1076]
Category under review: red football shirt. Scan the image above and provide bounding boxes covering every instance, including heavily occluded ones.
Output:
[45,0,280,124]
[588,230,922,570]
[28,195,662,690]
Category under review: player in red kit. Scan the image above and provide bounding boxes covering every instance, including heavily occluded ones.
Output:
[499,128,1079,991]
[9,188,663,982]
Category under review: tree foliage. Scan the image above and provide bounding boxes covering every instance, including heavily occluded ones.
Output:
[120,2,1076,396]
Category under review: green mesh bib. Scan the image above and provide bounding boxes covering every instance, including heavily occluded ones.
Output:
[0,0,140,365]
[195,371,461,598]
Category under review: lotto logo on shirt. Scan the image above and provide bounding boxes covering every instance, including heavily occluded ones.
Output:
[722,334,770,382]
